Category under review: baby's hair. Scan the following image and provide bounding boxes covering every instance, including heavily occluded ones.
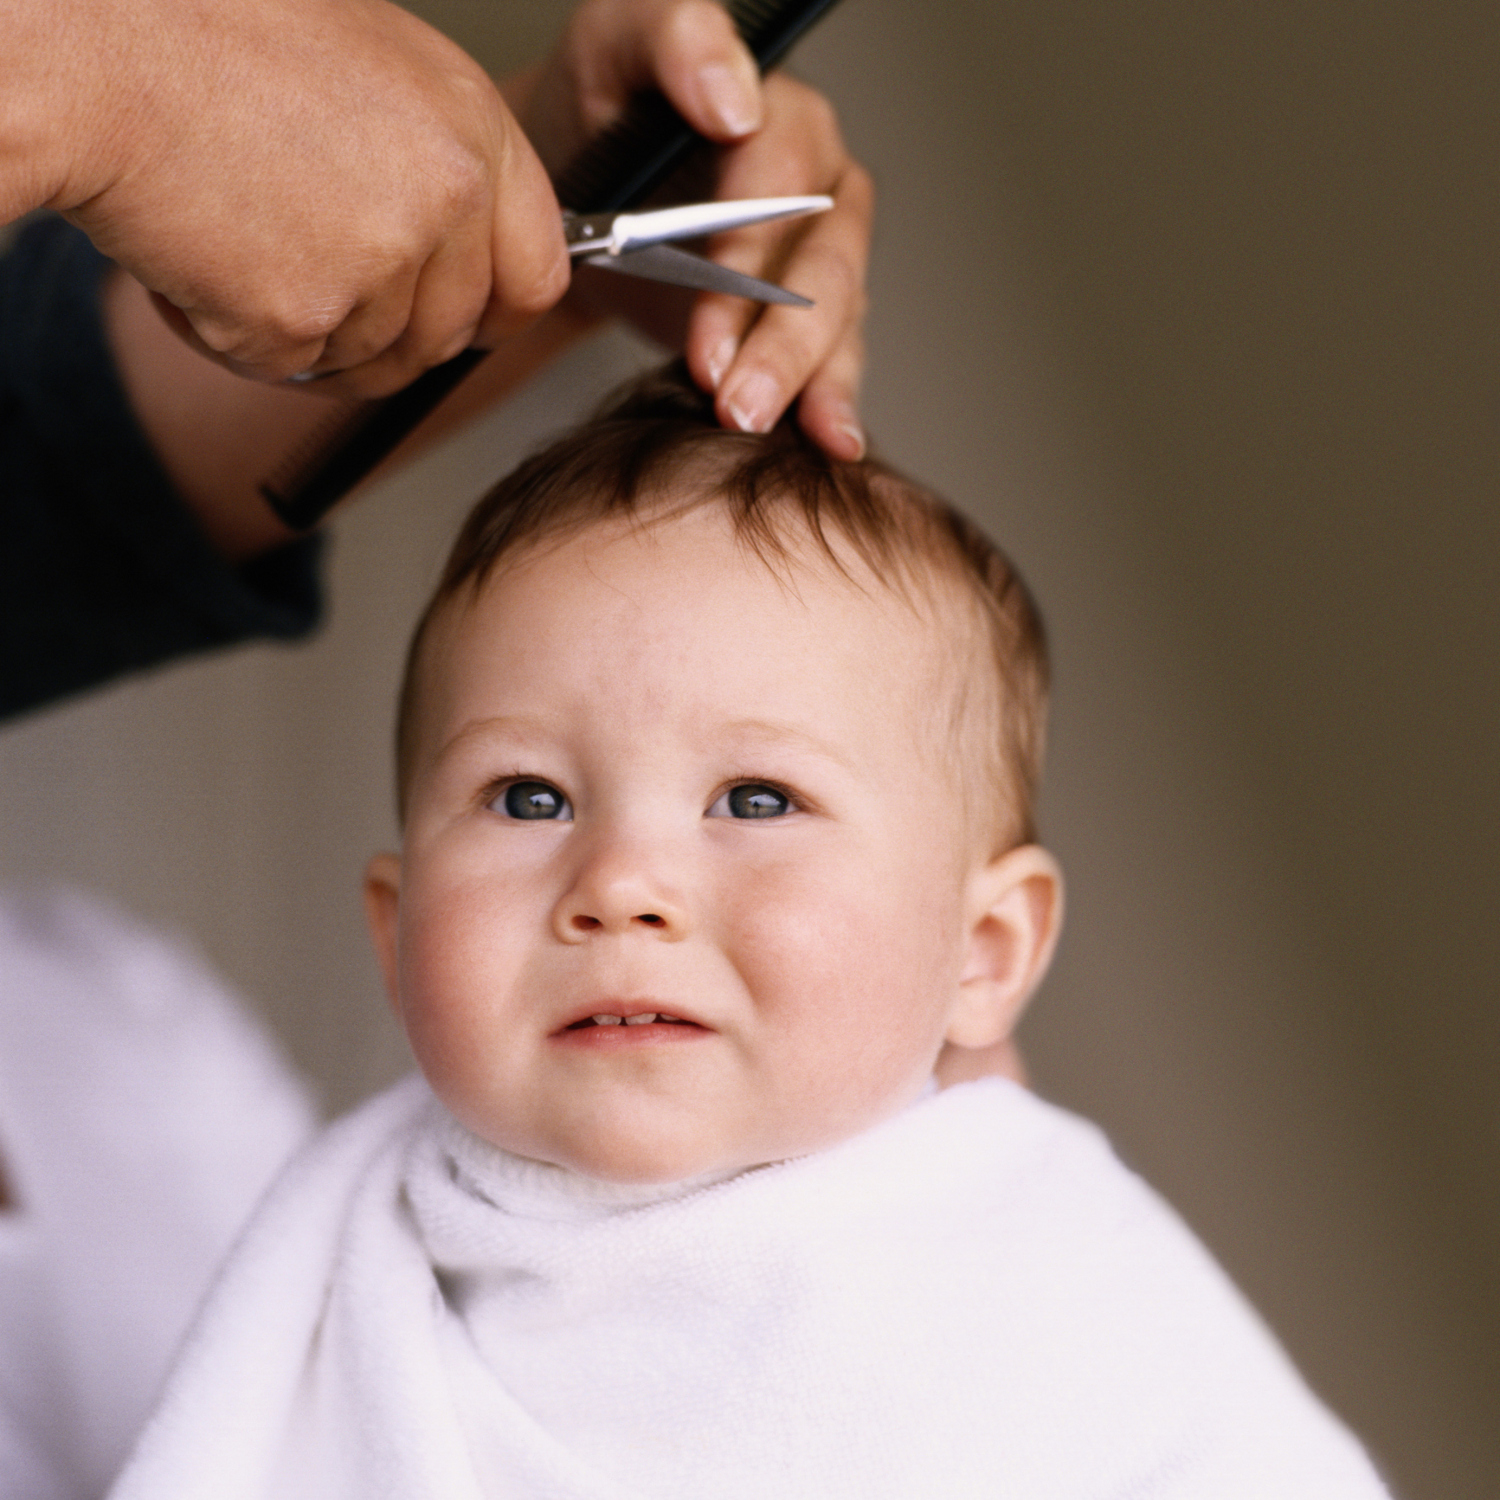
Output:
[396,363,1048,849]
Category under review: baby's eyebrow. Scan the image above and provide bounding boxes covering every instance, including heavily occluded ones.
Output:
[431,714,860,778]
[714,718,858,773]
[433,714,552,766]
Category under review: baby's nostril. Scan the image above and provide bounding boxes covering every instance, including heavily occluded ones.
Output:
[638,913,664,926]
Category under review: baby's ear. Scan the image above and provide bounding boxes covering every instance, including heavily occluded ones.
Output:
[945,845,1064,1050]
[362,852,404,1018]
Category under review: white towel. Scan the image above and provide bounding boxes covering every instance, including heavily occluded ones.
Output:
[0,887,316,1499]
[112,1075,1390,1499]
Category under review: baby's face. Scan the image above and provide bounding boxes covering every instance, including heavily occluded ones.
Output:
[371,505,998,1182]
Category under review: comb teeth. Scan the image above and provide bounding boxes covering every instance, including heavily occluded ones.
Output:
[553,91,688,213]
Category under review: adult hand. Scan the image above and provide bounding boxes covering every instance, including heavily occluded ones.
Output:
[518,0,873,459]
[8,0,569,396]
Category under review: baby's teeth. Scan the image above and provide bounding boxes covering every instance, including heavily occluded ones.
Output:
[591,1014,623,1026]
[624,1012,658,1026]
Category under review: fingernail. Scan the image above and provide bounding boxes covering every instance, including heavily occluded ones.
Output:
[723,371,780,433]
[835,416,866,460]
[698,62,761,138]
[704,338,736,391]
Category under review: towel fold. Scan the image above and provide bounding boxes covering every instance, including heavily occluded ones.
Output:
[112,1074,1389,1499]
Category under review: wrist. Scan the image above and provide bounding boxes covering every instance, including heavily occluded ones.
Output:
[0,0,148,221]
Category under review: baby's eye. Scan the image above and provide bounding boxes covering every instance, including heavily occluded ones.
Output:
[491,780,572,821]
[708,783,792,820]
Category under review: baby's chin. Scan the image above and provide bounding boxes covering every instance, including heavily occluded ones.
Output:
[514,1131,765,1188]
[450,1076,940,1187]
[498,1110,897,1188]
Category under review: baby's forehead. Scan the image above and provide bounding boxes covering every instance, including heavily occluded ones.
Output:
[439,503,979,720]
[475,494,972,630]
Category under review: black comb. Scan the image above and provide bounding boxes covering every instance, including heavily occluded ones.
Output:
[260,0,844,531]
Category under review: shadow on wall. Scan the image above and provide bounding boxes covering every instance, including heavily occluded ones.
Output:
[0,2,1493,1497]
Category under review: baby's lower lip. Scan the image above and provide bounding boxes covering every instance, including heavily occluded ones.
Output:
[552,1016,708,1047]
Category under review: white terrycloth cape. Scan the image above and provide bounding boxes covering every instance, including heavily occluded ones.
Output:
[0,889,315,1500]
[111,1076,1389,1500]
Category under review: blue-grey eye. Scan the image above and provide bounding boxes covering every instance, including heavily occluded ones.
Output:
[499,780,571,820]
[720,784,790,819]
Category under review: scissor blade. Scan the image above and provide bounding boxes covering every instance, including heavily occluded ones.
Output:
[579,244,814,306]
[612,195,832,253]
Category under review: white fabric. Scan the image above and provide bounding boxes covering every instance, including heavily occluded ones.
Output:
[112,1073,1388,1499]
[0,888,317,1499]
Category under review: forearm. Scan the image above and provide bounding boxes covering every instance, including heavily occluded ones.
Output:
[103,270,598,560]
[0,219,323,720]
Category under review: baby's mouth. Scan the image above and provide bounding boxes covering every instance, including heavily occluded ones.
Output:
[565,1012,695,1030]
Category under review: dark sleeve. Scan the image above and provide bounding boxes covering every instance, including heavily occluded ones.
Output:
[0,216,324,721]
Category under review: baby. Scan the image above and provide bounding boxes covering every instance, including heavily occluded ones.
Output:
[110,369,1389,1499]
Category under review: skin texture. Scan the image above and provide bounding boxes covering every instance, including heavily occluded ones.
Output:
[365,506,1061,1183]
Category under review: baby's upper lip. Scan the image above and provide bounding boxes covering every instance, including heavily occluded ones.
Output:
[552,1000,709,1034]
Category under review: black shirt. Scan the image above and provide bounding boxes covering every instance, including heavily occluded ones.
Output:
[0,216,322,720]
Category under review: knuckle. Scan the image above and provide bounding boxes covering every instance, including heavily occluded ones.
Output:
[771,75,837,138]
[196,294,345,364]
[275,299,348,346]
[427,138,492,223]
[185,315,243,357]
[801,238,862,307]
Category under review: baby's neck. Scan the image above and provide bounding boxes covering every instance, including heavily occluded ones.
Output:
[439,1124,749,1224]
[434,1077,943,1222]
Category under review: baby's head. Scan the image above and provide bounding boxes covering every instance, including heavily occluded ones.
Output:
[365,367,1063,1183]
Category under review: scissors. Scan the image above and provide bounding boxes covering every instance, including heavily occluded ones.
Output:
[284,195,829,389]
[563,194,833,307]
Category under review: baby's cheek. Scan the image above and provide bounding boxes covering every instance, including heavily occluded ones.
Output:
[396,890,496,1048]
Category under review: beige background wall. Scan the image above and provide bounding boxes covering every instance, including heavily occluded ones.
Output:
[1,3,1493,1495]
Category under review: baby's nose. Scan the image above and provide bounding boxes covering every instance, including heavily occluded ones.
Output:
[567,910,670,934]
[551,838,690,942]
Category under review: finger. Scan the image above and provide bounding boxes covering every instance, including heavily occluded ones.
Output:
[795,324,866,460]
[301,263,424,383]
[684,275,761,396]
[567,0,761,142]
[307,218,493,400]
[680,75,870,425]
[152,292,333,384]
[707,161,873,436]
[642,0,762,140]
[476,111,571,345]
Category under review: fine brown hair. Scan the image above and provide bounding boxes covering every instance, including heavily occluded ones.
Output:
[395,363,1048,847]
